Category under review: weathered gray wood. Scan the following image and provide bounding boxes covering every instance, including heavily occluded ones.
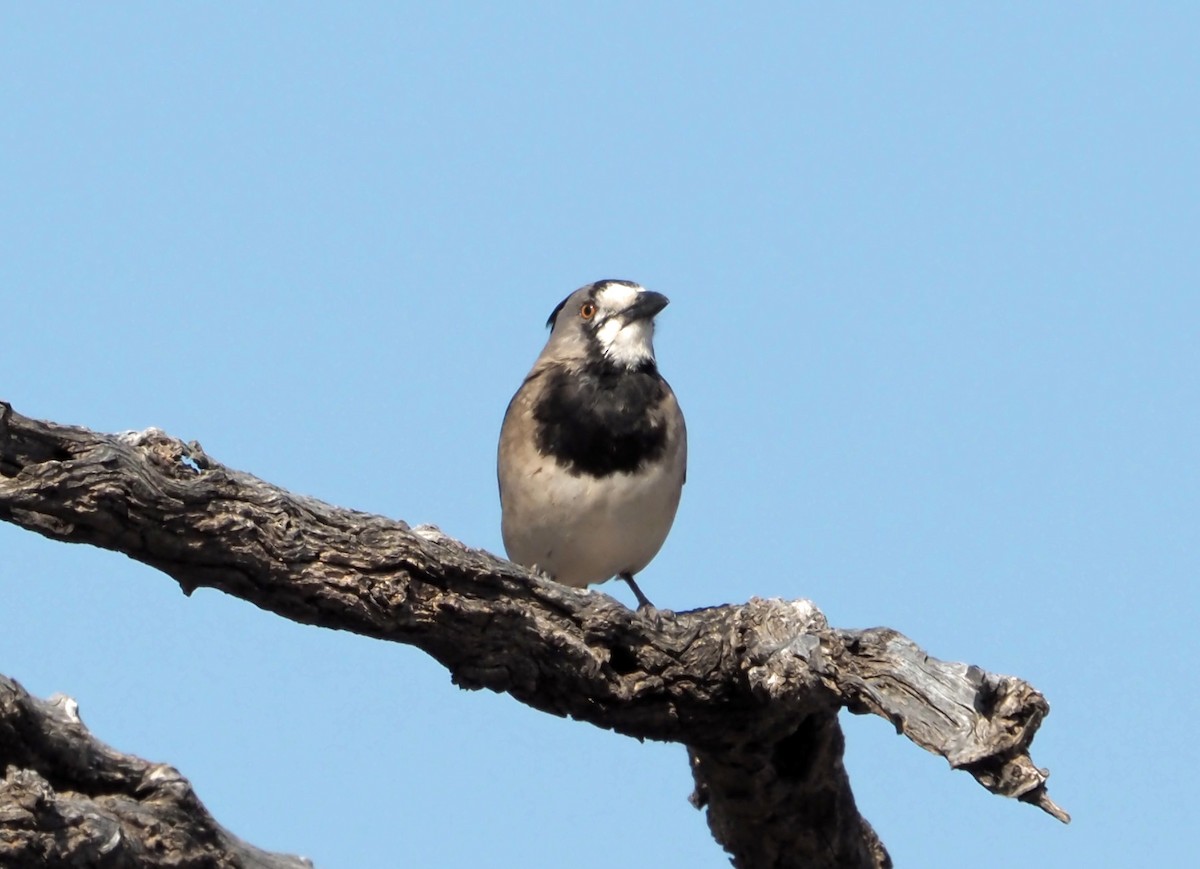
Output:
[0,402,1067,868]
[0,675,312,869]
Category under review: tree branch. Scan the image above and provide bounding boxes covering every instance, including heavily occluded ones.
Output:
[0,674,311,869]
[0,402,1068,868]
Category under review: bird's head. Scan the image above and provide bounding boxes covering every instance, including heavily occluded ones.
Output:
[544,280,670,369]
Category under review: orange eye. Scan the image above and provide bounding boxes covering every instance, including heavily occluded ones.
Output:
[580,302,597,320]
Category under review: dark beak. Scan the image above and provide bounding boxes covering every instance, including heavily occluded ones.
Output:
[624,291,670,322]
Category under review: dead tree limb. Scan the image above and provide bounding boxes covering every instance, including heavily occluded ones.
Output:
[0,402,1068,869]
[0,675,311,869]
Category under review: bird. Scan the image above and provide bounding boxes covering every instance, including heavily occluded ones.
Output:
[498,279,687,611]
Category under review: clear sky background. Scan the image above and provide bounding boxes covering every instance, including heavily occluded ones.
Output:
[2,4,1196,868]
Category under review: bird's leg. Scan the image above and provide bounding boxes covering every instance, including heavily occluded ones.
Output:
[619,572,655,610]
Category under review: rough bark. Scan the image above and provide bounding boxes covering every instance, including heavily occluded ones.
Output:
[0,676,311,869]
[0,402,1068,868]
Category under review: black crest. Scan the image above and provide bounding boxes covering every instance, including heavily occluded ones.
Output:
[545,295,572,330]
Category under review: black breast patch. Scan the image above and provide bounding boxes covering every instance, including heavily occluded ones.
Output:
[533,362,669,477]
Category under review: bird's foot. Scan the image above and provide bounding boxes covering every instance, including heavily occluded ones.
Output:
[635,603,675,630]
[619,572,672,627]
[619,572,654,609]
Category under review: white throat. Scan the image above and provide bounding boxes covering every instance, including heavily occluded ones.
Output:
[596,317,655,367]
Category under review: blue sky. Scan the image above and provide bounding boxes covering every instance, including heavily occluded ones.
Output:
[2,4,1196,867]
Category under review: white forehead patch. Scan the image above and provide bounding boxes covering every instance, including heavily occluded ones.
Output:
[595,282,643,311]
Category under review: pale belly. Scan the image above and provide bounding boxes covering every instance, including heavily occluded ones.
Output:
[500,453,684,588]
